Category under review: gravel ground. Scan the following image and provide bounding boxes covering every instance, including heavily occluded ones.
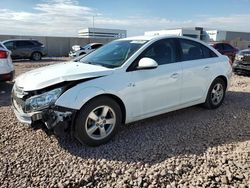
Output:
[0,59,250,188]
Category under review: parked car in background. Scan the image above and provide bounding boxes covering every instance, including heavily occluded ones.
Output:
[12,35,232,146]
[210,42,238,62]
[0,45,14,81]
[69,43,103,57]
[2,39,47,61]
[233,48,250,74]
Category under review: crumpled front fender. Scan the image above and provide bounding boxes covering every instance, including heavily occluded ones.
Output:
[55,86,105,110]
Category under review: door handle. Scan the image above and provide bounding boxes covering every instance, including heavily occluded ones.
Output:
[170,73,179,78]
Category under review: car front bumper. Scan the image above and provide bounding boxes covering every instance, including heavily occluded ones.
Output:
[12,106,42,124]
[233,61,250,73]
[69,51,77,57]
[12,93,74,130]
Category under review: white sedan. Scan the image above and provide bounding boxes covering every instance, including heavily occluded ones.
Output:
[0,43,14,81]
[12,35,232,146]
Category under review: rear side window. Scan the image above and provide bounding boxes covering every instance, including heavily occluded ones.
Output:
[223,43,234,51]
[214,43,223,50]
[32,41,43,46]
[179,39,217,61]
[16,41,35,47]
[91,44,102,49]
[201,45,218,58]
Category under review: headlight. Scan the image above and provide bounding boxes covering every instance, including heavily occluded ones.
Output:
[235,54,243,61]
[25,88,63,112]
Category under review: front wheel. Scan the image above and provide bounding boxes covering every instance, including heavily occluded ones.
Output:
[74,96,122,146]
[203,78,226,109]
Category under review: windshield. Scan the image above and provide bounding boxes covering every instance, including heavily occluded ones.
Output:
[79,40,148,68]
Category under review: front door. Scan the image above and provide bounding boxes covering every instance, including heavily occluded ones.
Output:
[125,39,182,119]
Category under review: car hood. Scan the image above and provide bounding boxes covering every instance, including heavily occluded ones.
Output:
[15,62,113,91]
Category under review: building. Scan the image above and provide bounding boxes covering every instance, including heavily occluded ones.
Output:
[205,30,250,49]
[145,27,250,49]
[145,27,203,40]
[78,28,127,39]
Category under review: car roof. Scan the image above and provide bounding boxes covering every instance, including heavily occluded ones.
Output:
[2,39,38,43]
[118,35,214,47]
[240,49,250,52]
[119,34,203,42]
[89,43,103,45]
[209,42,231,45]
[118,35,175,41]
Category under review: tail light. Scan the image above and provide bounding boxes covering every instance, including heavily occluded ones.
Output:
[0,50,8,59]
[228,59,233,66]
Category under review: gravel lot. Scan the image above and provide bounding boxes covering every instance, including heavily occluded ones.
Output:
[0,59,250,188]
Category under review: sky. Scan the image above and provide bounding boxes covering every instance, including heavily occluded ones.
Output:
[1,0,250,37]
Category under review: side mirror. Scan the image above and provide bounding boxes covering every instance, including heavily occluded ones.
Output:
[137,57,158,70]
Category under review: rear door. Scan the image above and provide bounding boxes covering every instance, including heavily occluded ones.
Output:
[178,39,218,104]
[15,40,35,58]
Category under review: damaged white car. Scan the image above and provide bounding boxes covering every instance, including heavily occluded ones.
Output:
[12,35,232,146]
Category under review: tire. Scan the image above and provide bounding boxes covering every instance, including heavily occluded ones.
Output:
[74,96,122,146]
[31,52,42,61]
[203,78,226,109]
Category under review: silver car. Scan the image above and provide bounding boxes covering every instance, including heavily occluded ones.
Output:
[69,43,103,57]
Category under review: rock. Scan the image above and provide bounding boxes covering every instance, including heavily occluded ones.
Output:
[235,174,244,180]
[57,182,64,188]
[221,175,228,184]
[137,177,143,186]
[111,173,117,178]
[160,169,167,176]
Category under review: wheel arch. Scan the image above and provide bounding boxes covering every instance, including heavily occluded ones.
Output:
[214,75,228,89]
[85,94,127,124]
[203,74,229,103]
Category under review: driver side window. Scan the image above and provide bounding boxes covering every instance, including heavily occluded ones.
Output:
[140,39,177,66]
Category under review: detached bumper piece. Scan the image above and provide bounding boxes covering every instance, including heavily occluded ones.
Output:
[12,95,75,131]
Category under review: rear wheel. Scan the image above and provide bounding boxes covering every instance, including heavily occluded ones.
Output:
[74,96,122,146]
[31,52,42,61]
[203,78,226,109]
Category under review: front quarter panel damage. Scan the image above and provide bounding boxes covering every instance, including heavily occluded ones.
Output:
[55,86,105,110]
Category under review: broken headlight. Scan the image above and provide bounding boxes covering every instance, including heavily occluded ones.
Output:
[25,88,63,112]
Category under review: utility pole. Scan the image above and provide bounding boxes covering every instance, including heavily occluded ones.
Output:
[92,16,95,42]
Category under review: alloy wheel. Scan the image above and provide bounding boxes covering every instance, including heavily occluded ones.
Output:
[211,83,224,105]
[85,105,116,140]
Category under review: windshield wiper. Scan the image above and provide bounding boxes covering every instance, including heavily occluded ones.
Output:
[83,61,106,67]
